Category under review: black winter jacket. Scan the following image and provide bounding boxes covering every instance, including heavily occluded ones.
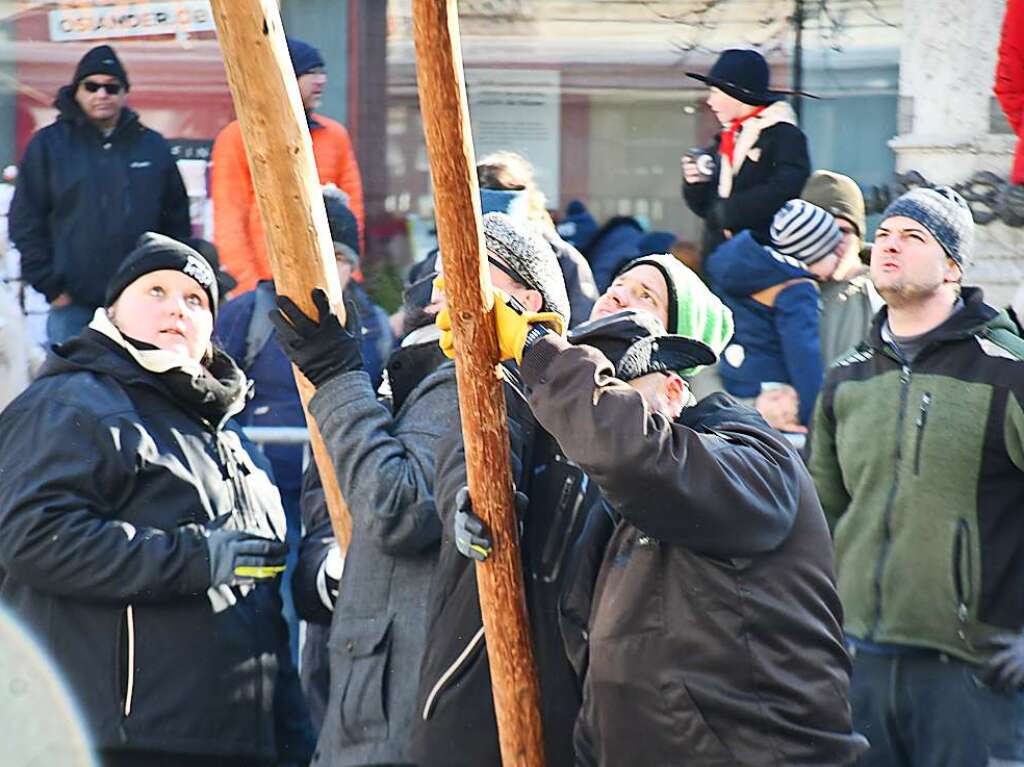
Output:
[9,87,191,306]
[408,373,601,767]
[683,119,810,257]
[0,331,312,762]
[521,336,868,767]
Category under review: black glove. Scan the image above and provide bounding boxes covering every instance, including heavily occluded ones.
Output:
[270,288,363,387]
[980,632,1024,693]
[205,527,288,588]
[453,486,529,562]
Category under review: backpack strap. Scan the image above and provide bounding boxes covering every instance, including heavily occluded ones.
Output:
[750,277,816,308]
[242,282,279,372]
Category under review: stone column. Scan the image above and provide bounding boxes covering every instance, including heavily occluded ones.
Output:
[891,0,1022,307]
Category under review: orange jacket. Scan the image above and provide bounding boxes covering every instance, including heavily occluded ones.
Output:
[996,0,1024,184]
[210,113,365,293]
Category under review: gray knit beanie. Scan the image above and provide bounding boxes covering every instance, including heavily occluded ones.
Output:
[770,200,842,265]
[880,186,975,267]
[482,212,570,325]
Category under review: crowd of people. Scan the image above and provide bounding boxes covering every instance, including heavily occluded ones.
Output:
[0,24,1023,767]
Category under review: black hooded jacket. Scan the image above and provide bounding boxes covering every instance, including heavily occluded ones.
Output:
[0,330,312,761]
[9,87,191,306]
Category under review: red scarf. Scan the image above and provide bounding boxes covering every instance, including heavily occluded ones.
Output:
[719,105,768,164]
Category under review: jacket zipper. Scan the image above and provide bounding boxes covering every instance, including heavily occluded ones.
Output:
[123,604,136,717]
[912,392,932,475]
[952,519,973,646]
[869,363,911,639]
[421,626,485,721]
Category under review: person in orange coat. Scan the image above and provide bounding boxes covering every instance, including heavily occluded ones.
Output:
[996,0,1024,185]
[211,37,365,294]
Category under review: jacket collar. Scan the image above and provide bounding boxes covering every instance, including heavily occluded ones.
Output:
[865,286,1001,353]
[54,84,140,139]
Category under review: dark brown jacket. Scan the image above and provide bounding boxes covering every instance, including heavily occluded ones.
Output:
[520,335,868,766]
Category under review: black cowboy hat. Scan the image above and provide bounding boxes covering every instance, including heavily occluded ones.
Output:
[686,49,815,106]
[568,310,716,380]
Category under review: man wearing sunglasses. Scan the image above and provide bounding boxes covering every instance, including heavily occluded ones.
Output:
[9,45,191,344]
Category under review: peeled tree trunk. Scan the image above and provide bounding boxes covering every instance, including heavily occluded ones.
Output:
[412,1,547,765]
[208,0,351,548]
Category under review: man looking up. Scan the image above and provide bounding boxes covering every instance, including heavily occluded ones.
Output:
[211,37,365,294]
[9,44,191,343]
[452,258,867,765]
[808,187,1024,766]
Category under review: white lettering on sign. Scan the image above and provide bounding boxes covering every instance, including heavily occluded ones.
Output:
[48,2,214,42]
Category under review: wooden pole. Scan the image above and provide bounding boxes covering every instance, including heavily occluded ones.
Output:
[411,2,546,766]
[208,0,352,549]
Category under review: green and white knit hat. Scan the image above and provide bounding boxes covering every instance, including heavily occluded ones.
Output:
[615,253,734,376]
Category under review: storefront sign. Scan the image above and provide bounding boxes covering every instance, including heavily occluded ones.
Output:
[467,69,562,207]
[48,1,214,42]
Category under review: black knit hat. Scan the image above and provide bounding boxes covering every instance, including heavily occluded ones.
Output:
[568,310,715,381]
[286,37,325,78]
[324,192,360,269]
[73,45,129,90]
[106,233,219,317]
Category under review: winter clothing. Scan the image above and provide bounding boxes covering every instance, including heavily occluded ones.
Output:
[818,268,878,365]
[557,199,599,251]
[409,375,601,767]
[271,288,364,387]
[770,199,842,265]
[518,333,867,766]
[210,115,364,294]
[483,211,572,324]
[286,37,325,78]
[686,48,790,106]
[105,233,219,317]
[633,230,677,258]
[73,45,129,89]
[880,186,975,268]
[297,336,458,766]
[479,190,598,326]
[706,230,823,424]
[802,170,866,237]
[582,215,645,292]
[617,253,734,376]
[0,323,313,763]
[324,192,361,267]
[996,0,1024,185]
[683,100,810,256]
[807,287,1024,665]
[8,88,191,308]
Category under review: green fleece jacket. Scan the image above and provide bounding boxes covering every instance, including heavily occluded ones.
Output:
[808,287,1024,664]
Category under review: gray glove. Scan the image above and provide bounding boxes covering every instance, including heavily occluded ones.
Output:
[204,527,288,588]
[453,486,528,562]
[980,632,1024,693]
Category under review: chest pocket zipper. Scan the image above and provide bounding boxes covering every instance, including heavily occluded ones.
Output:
[913,392,932,476]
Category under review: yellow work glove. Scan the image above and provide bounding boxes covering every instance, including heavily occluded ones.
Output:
[435,280,564,364]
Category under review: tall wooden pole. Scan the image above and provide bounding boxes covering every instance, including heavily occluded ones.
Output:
[208,0,352,549]
[412,2,546,766]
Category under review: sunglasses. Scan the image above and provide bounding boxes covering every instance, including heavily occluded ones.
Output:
[82,81,123,95]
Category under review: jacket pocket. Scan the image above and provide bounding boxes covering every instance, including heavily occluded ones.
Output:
[115,604,136,718]
[913,392,932,475]
[952,519,973,637]
[421,625,485,721]
[329,615,393,744]
[589,528,664,641]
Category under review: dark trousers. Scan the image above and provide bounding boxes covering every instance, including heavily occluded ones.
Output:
[850,647,1024,766]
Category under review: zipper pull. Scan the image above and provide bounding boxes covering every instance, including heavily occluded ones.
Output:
[916,393,932,428]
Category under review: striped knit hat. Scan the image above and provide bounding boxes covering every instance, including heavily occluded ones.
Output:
[770,200,842,265]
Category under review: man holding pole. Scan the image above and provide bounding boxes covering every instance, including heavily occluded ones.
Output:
[443,257,868,765]
[406,212,580,767]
